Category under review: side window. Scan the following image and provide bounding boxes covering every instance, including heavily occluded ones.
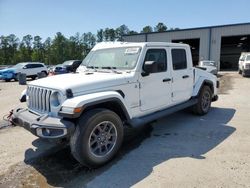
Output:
[172,49,187,70]
[144,49,167,73]
[36,64,43,68]
[26,64,34,69]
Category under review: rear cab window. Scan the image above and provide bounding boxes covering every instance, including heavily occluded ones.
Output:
[171,49,187,70]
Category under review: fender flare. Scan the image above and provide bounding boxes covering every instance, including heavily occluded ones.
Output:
[193,79,214,97]
[59,91,131,120]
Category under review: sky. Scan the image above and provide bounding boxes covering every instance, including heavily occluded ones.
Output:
[0,0,250,40]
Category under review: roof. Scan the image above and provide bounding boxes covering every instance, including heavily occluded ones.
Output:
[19,62,44,64]
[123,22,250,37]
[93,42,189,50]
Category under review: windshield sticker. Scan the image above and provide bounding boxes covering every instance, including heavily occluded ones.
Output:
[125,47,140,55]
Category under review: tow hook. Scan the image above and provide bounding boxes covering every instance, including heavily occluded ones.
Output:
[1,109,15,129]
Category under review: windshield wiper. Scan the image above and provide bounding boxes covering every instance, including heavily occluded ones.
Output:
[101,66,117,69]
[86,66,99,71]
[101,66,122,74]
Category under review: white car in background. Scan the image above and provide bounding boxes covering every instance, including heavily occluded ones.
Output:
[199,60,218,75]
[0,62,48,81]
[238,52,250,77]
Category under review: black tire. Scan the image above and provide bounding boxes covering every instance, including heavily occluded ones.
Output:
[41,71,48,76]
[242,71,246,77]
[31,75,37,80]
[239,69,242,74]
[5,79,11,82]
[70,108,124,168]
[193,86,212,115]
[14,73,18,81]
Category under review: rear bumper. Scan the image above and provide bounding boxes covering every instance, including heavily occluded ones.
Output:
[12,108,75,139]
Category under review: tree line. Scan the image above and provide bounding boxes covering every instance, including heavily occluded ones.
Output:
[0,22,179,65]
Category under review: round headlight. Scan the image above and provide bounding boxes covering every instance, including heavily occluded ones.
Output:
[50,91,62,107]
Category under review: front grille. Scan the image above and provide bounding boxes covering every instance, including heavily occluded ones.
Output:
[245,64,250,69]
[27,86,53,113]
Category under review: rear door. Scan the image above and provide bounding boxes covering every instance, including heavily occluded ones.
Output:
[139,48,172,112]
[170,48,193,104]
[21,64,33,76]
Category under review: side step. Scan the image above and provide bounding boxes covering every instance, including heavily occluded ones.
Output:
[129,98,198,128]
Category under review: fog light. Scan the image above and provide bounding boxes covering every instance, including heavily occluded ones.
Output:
[45,128,50,135]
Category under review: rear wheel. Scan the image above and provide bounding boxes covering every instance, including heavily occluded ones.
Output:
[70,109,124,168]
[41,71,48,77]
[193,86,212,115]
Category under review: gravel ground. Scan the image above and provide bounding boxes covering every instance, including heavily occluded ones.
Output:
[0,72,250,188]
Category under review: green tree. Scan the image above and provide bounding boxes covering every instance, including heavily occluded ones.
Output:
[44,37,52,65]
[19,35,33,61]
[50,32,68,64]
[81,32,96,57]
[97,29,104,42]
[0,36,10,64]
[7,34,19,64]
[116,24,130,41]
[154,22,167,32]
[103,28,116,41]
[82,32,96,49]
[32,35,44,62]
[128,30,138,35]
[141,26,153,33]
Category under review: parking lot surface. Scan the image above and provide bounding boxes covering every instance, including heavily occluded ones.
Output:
[0,72,249,188]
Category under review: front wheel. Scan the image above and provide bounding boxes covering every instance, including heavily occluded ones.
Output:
[193,86,212,115]
[30,75,37,80]
[4,79,11,82]
[70,109,124,168]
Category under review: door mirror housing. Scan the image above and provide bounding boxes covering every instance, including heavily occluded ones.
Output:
[23,66,27,69]
[142,61,156,76]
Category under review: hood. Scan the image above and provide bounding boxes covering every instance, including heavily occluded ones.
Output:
[0,68,16,73]
[29,71,135,95]
[245,60,250,64]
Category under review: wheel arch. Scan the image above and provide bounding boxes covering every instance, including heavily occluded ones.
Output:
[193,79,214,97]
[60,91,131,123]
[82,98,130,123]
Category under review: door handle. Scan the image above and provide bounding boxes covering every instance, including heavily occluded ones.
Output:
[182,75,189,79]
[163,78,171,82]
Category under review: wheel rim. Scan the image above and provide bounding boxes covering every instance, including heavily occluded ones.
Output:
[201,91,211,112]
[88,121,117,157]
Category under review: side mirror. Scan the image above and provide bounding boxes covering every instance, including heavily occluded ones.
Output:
[23,66,27,69]
[141,61,156,76]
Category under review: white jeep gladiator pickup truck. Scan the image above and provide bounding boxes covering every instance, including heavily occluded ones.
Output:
[12,42,219,167]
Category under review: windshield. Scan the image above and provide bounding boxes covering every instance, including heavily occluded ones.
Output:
[240,55,246,61]
[81,47,141,70]
[12,63,25,69]
[246,55,250,61]
[63,61,73,66]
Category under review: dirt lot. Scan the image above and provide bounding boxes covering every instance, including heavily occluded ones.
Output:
[0,72,250,188]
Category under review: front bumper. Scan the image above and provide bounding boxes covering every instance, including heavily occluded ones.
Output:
[0,72,14,80]
[12,108,75,139]
[243,69,250,76]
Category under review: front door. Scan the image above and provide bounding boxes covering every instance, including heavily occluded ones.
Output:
[139,48,172,112]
